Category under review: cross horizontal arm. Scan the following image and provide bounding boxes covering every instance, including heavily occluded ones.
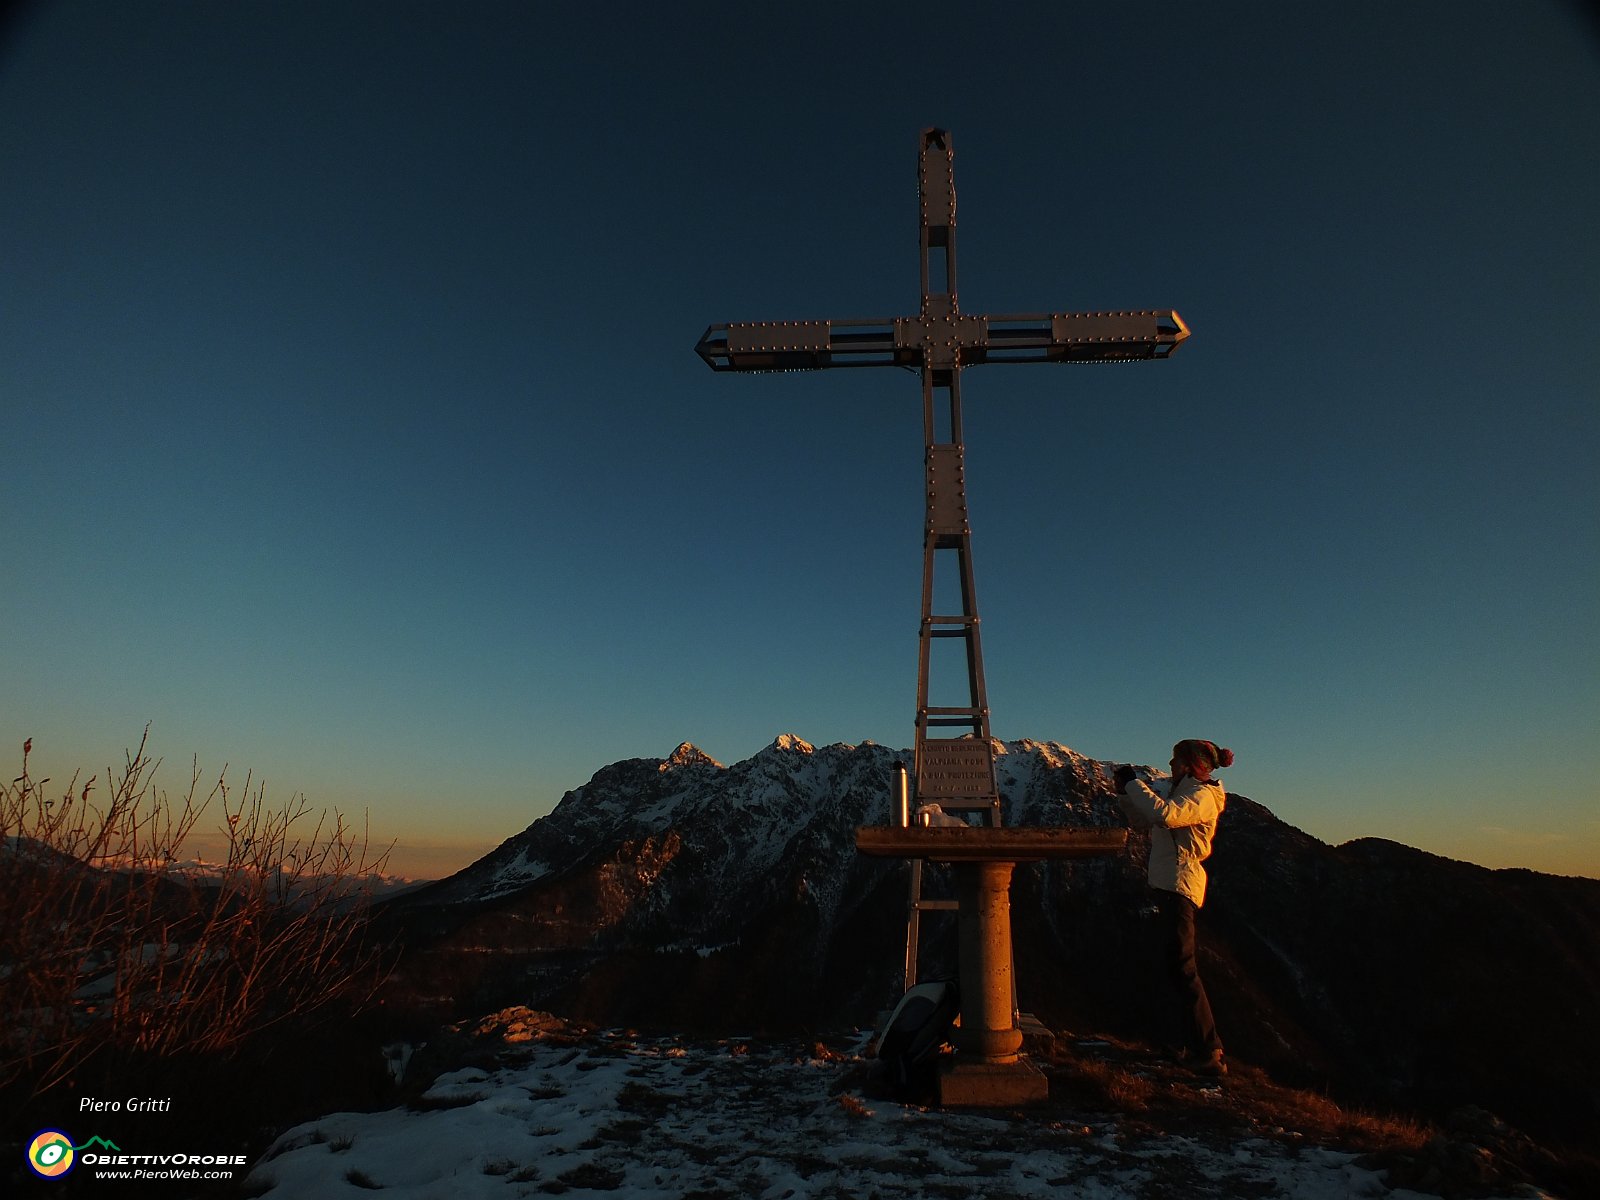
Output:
[695,318,907,372]
[695,310,1188,373]
[965,310,1190,364]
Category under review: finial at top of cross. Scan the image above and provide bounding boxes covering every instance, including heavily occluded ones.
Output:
[695,127,1188,374]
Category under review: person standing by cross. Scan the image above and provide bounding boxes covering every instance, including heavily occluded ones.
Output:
[1114,739,1234,1076]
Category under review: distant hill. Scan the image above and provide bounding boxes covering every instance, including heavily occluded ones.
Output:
[381,735,1600,1154]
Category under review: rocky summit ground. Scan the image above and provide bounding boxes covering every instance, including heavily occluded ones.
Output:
[242,1009,1568,1200]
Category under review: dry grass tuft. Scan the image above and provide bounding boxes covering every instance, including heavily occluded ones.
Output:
[0,729,392,1103]
[1043,1037,1435,1160]
[1049,1051,1157,1113]
[837,1092,875,1119]
[1249,1080,1431,1153]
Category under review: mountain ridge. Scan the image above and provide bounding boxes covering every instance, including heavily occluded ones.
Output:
[382,735,1600,1157]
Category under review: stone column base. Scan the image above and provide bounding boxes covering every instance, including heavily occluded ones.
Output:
[937,1057,1049,1107]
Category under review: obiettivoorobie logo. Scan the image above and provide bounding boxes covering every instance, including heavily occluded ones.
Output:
[25,1128,247,1181]
[28,1130,121,1180]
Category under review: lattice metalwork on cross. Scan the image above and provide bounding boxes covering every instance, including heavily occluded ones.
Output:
[696,129,1187,981]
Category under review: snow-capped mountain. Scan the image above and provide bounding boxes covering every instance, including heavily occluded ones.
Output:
[401,734,1125,908]
[382,735,1600,1154]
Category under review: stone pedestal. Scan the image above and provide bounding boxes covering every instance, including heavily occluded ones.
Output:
[855,825,1127,1108]
[953,859,1022,1063]
[940,859,1040,1106]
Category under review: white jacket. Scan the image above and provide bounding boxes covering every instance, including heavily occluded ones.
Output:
[1119,774,1226,908]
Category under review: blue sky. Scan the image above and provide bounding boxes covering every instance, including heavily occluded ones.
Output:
[3,2,1596,878]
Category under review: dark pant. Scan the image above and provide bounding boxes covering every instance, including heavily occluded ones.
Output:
[1159,892,1223,1057]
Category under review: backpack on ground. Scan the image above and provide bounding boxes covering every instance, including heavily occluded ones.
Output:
[876,979,959,1099]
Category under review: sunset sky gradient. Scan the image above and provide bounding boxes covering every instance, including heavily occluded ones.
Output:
[3,2,1596,878]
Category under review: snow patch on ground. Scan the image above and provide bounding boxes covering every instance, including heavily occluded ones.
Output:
[246,1029,1527,1200]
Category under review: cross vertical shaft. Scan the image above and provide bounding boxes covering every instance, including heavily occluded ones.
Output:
[911,130,1000,824]
[695,127,1189,993]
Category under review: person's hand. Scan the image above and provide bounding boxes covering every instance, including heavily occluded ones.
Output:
[1112,764,1136,791]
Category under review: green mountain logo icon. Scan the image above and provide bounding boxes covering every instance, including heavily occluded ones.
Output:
[72,1136,122,1153]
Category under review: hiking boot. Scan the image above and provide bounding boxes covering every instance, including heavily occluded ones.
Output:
[1193,1049,1228,1077]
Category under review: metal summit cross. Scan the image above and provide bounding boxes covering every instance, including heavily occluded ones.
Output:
[696,126,1187,924]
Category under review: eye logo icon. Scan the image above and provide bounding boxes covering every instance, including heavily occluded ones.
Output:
[27,1130,76,1178]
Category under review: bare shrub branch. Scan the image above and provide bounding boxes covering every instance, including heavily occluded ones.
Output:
[0,731,394,1100]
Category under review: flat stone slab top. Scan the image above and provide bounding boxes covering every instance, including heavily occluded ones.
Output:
[855,826,1127,862]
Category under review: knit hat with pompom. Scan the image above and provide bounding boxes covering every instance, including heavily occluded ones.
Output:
[1174,739,1234,771]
